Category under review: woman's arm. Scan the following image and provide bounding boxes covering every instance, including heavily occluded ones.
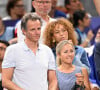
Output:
[93,0,100,15]
[82,68,91,90]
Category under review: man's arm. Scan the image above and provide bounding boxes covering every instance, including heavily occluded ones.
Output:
[93,0,100,15]
[47,70,58,90]
[2,68,23,90]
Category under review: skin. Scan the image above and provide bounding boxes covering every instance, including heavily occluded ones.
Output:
[65,0,84,14]
[93,0,100,15]
[0,43,7,62]
[33,0,51,19]
[13,0,25,17]
[79,13,91,30]
[53,24,68,43]
[95,29,100,43]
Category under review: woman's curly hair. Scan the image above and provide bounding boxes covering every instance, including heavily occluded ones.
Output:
[43,18,77,48]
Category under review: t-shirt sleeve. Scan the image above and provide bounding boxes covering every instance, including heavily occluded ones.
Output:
[2,46,16,68]
[48,48,56,70]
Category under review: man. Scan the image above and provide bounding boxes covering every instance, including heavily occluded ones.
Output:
[16,0,55,43]
[2,13,58,90]
[85,28,100,89]
[0,40,9,90]
[3,0,25,20]
[73,10,94,47]
[65,0,84,19]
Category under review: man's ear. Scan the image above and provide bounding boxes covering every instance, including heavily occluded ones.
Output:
[32,0,35,8]
[22,29,25,35]
[78,20,82,25]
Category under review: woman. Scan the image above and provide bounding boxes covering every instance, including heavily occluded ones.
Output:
[56,40,90,90]
[43,18,90,72]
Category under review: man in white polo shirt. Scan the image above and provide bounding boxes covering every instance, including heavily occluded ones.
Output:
[2,13,58,90]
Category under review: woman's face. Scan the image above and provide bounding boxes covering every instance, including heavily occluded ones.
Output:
[53,24,68,43]
[59,44,75,65]
[95,29,100,43]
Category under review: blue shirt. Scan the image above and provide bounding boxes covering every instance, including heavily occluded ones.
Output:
[54,10,66,18]
[0,27,14,41]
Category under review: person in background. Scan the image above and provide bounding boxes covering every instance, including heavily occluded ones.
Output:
[0,17,17,44]
[73,10,94,47]
[94,42,100,88]
[49,0,66,18]
[85,28,100,90]
[3,0,25,20]
[56,40,90,90]
[64,0,84,22]
[15,0,55,43]
[2,13,58,90]
[0,40,9,90]
[43,18,90,73]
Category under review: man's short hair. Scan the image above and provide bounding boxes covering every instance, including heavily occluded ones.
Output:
[0,40,10,47]
[21,13,42,30]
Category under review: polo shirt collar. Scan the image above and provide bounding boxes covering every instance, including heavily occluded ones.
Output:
[22,41,41,51]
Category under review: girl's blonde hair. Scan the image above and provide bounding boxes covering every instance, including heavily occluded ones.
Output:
[56,40,75,66]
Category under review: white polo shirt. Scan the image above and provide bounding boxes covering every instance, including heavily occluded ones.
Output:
[2,42,56,90]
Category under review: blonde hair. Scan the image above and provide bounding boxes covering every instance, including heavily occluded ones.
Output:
[43,18,77,48]
[56,40,75,66]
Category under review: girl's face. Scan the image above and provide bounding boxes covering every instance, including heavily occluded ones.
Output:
[53,24,68,43]
[59,44,75,65]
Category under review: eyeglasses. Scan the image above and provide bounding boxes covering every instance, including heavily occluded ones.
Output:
[0,47,6,51]
[15,5,24,8]
[36,1,51,4]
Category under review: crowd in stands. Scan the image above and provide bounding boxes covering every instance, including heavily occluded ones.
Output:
[0,0,100,90]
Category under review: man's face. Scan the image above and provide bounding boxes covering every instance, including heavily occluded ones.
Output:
[95,29,100,43]
[0,43,7,61]
[83,13,91,27]
[67,0,83,12]
[23,20,41,43]
[33,0,52,15]
[51,0,57,9]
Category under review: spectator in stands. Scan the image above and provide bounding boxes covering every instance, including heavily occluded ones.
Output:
[73,10,94,47]
[56,40,90,90]
[3,0,25,20]
[15,0,56,43]
[43,18,90,73]
[93,0,100,15]
[0,40,9,90]
[94,42,100,88]
[2,13,58,90]
[85,28,100,90]
[56,0,67,13]
[0,17,17,44]
[49,0,66,18]
[64,0,84,22]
